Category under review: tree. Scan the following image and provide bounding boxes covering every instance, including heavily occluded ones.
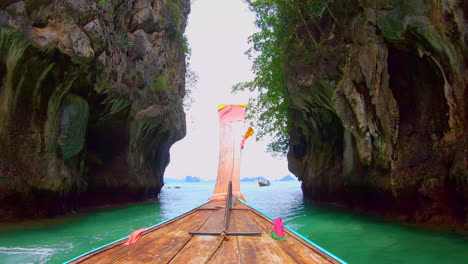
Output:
[233,0,331,154]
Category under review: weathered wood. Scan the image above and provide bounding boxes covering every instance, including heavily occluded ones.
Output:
[231,205,297,264]
[250,211,328,264]
[208,234,241,264]
[208,206,242,264]
[229,207,262,234]
[168,208,225,264]
[70,209,212,264]
[247,204,341,264]
[197,204,226,233]
[68,200,341,264]
[113,211,212,264]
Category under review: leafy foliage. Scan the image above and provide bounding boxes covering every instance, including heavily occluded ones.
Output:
[234,0,331,154]
[114,32,134,49]
[1,26,29,95]
[169,0,182,30]
[97,0,110,7]
[233,0,291,154]
[99,97,131,121]
[183,34,198,109]
[153,74,173,91]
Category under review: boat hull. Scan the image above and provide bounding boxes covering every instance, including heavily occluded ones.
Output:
[65,199,345,264]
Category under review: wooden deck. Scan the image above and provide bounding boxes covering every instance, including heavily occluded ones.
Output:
[67,200,343,264]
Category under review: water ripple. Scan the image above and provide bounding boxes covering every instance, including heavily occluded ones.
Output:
[0,243,73,264]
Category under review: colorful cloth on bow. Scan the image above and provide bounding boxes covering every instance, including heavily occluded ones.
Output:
[271,218,287,241]
[218,104,247,122]
[240,127,254,149]
[125,228,146,245]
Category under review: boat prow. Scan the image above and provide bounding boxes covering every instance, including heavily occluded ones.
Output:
[65,198,345,264]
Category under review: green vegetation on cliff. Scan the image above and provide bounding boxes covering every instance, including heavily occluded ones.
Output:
[234,0,331,154]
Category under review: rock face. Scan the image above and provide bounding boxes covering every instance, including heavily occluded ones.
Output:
[0,0,190,220]
[286,0,466,225]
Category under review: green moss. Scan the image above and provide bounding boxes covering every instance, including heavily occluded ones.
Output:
[153,75,172,91]
[377,0,428,41]
[308,79,337,114]
[0,27,30,129]
[152,69,174,91]
[114,32,133,48]
[378,11,407,41]
[130,116,169,161]
[97,0,110,7]
[169,0,182,30]
[58,94,89,160]
[46,82,74,154]
[182,35,190,56]
[2,27,29,93]
[32,62,55,119]
[99,97,131,121]
[24,0,51,13]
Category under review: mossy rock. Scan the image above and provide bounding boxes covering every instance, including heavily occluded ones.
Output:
[58,94,89,160]
[377,0,428,41]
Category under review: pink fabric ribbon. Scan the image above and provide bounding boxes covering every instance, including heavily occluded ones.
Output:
[240,138,246,149]
[273,218,285,238]
[125,228,146,245]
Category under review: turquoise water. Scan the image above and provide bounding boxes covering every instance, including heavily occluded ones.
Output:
[0,182,466,263]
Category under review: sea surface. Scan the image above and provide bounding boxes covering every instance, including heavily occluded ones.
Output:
[0,181,466,264]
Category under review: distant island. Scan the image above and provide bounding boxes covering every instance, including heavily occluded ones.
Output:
[164,177,215,183]
[279,175,297,181]
[240,176,269,182]
[165,176,296,183]
[185,176,201,182]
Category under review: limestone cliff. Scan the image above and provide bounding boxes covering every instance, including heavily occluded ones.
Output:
[0,0,189,220]
[286,0,466,225]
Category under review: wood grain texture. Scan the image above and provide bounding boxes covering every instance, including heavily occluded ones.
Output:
[247,206,341,264]
[68,200,341,264]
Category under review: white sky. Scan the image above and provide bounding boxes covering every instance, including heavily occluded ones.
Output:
[164,0,292,180]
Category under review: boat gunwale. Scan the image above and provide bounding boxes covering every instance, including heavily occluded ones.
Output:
[239,199,347,264]
[63,200,212,264]
[65,199,347,264]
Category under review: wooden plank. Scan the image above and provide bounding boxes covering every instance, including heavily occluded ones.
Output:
[197,204,225,233]
[208,233,241,264]
[228,208,261,234]
[70,203,212,263]
[248,208,335,264]
[239,201,339,263]
[207,206,244,264]
[233,207,297,263]
[168,234,220,263]
[236,230,297,263]
[169,204,228,263]
[170,200,252,264]
[77,210,212,264]
[115,210,213,264]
